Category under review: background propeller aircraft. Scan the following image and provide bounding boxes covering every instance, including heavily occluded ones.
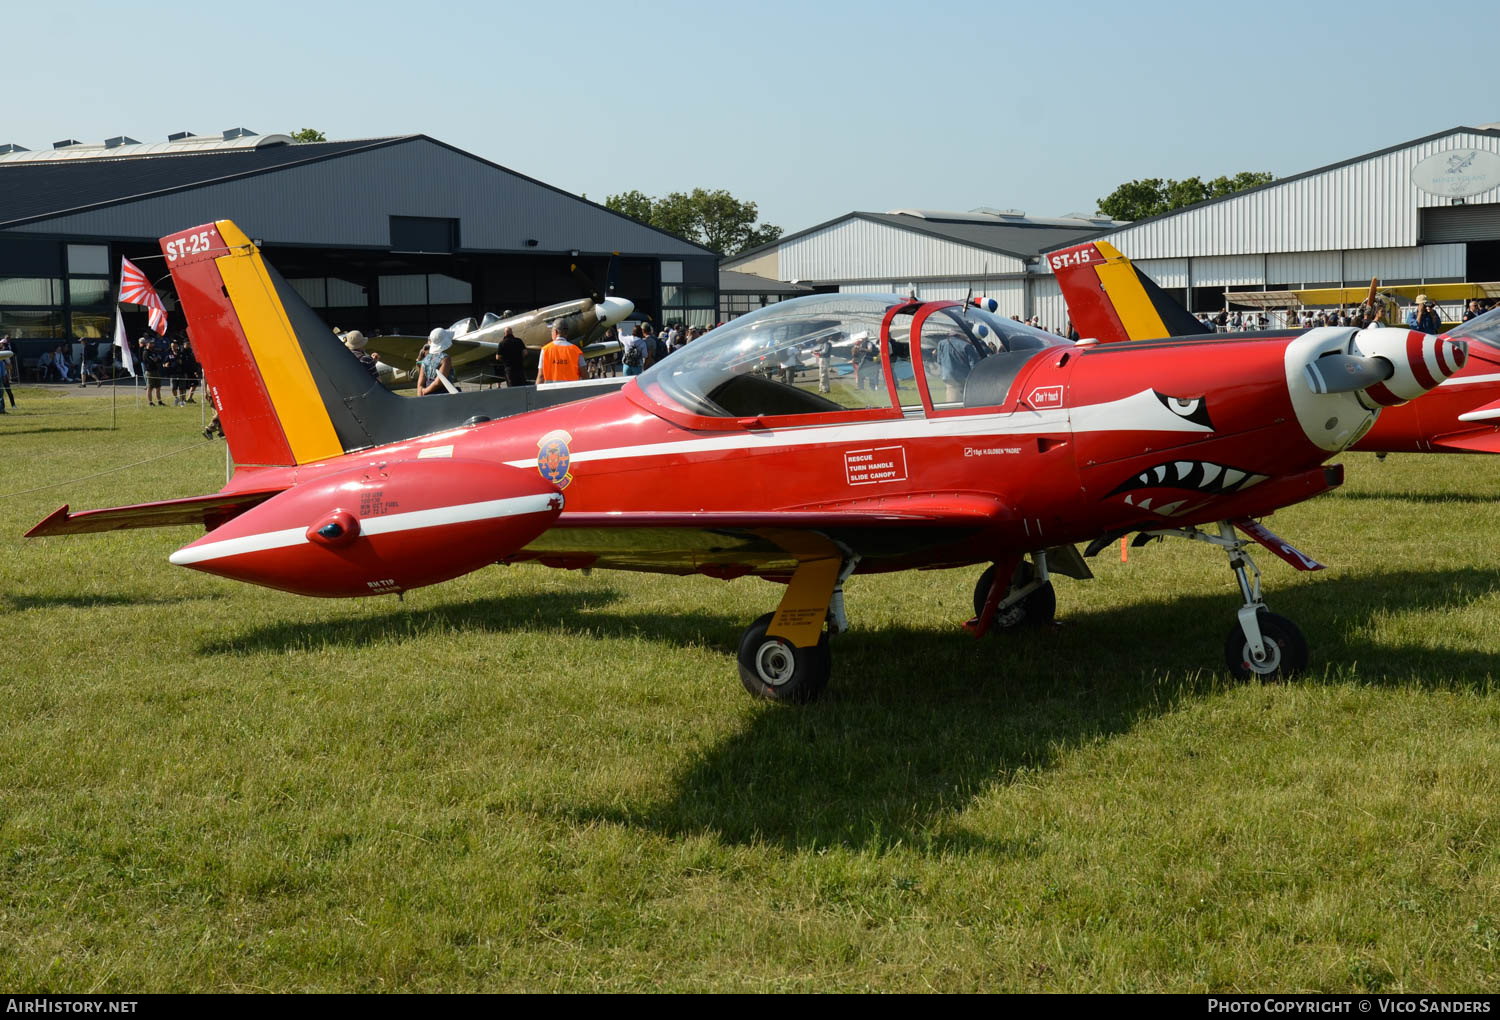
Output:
[365,260,634,386]
[26,222,1468,701]
[1047,240,1500,455]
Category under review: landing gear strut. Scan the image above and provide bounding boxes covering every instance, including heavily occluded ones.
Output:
[1144,521,1308,680]
[737,555,857,704]
[969,554,1057,634]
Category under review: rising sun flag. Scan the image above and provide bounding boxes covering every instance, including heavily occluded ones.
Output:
[119,256,168,336]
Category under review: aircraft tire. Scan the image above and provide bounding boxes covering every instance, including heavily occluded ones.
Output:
[737,613,831,704]
[1224,610,1308,681]
[972,562,1057,630]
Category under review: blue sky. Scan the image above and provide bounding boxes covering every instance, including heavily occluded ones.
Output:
[5,0,1496,234]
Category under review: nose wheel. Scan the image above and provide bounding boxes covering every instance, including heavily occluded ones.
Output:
[1130,521,1311,681]
[1225,609,1307,681]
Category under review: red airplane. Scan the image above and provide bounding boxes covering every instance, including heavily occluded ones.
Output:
[26,221,1468,701]
[1046,239,1500,454]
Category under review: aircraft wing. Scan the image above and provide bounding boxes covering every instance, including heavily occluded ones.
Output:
[366,335,501,386]
[26,487,287,536]
[581,339,623,361]
[364,334,428,373]
[1431,430,1500,454]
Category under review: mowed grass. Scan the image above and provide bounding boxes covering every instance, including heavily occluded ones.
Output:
[2,388,1499,992]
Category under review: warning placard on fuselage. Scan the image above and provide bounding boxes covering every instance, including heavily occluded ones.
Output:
[844,446,908,486]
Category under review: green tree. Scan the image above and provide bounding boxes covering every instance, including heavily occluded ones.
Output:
[290,128,327,143]
[1097,171,1274,221]
[605,188,781,255]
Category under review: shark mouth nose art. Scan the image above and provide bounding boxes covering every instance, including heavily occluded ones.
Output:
[1107,460,1268,517]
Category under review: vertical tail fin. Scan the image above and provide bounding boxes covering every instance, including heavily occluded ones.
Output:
[162,221,396,467]
[1048,240,1214,343]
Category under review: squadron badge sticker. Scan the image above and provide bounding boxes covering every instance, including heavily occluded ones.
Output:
[536,430,574,489]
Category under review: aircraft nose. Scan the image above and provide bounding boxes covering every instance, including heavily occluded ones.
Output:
[599,296,634,325]
[1351,329,1468,406]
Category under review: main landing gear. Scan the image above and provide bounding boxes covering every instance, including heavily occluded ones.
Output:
[1142,521,1309,681]
[737,556,857,703]
[968,554,1057,634]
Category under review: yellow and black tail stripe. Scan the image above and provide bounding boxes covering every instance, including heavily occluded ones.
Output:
[1091,241,1214,340]
[212,221,345,465]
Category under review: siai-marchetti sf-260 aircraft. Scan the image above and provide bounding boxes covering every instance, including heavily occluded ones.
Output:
[26,221,1468,702]
[1046,239,1500,455]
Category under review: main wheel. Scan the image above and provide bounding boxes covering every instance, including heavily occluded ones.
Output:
[972,561,1056,629]
[737,612,831,703]
[1224,610,1308,681]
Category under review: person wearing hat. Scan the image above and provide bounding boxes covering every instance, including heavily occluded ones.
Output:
[342,330,379,380]
[536,322,584,384]
[1405,294,1442,335]
[417,328,456,395]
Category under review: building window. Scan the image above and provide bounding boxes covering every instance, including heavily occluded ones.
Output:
[289,278,329,308]
[67,244,109,276]
[327,278,366,307]
[661,261,684,284]
[68,278,112,307]
[379,275,428,305]
[379,274,472,306]
[390,216,458,253]
[0,278,62,305]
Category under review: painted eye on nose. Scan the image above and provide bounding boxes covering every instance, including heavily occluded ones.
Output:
[1154,391,1214,430]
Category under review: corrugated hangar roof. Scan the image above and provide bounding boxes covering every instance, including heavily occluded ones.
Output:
[719,269,812,295]
[728,209,1116,266]
[0,134,715,257]
[0,138,388,227]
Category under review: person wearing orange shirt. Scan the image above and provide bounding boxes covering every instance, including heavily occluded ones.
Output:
[537,323,585,383]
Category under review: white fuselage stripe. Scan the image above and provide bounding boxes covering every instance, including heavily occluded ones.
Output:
[169,493,559,566]
[1439,372,1500,387]
[501,389,1209,470]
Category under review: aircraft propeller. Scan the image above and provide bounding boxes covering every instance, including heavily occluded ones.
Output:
[1301,353,1395,395]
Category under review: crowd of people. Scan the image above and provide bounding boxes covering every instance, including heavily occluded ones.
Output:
[1193,296,1500,335]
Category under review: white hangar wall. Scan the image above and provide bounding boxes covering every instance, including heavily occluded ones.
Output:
[1062,127,1500,312]
[780,218,1027,282]
[1101,130,1500,258]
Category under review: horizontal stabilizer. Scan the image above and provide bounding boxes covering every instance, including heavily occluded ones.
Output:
[26,488,286,537]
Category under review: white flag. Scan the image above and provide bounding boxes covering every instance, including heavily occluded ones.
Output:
[113,306,136,377]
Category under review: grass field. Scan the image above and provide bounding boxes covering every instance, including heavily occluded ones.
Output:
[2,386,1498,992]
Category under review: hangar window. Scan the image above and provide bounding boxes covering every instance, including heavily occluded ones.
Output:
[68,278,111,308]
[0,278,62,305]
[289,278,328,308]
[390,216,458,254]
[378,274,472,306]
[327,278,366,307]
[66,244,109,276]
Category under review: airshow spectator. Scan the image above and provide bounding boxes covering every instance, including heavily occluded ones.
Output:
[342,331,379,380]
[1464,300,1482,322]
[536,323,584,383]
[141,335,165,405]
[0,337,14,412]
[1405,294,1442,334]
[417,328,456,395]
[621,325,649,377]
[495,326,526,387]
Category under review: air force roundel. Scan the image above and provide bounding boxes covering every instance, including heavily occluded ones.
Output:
[537,429,574,489]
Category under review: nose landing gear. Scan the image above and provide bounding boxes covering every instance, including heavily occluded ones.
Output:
[1142,520,1310,680]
